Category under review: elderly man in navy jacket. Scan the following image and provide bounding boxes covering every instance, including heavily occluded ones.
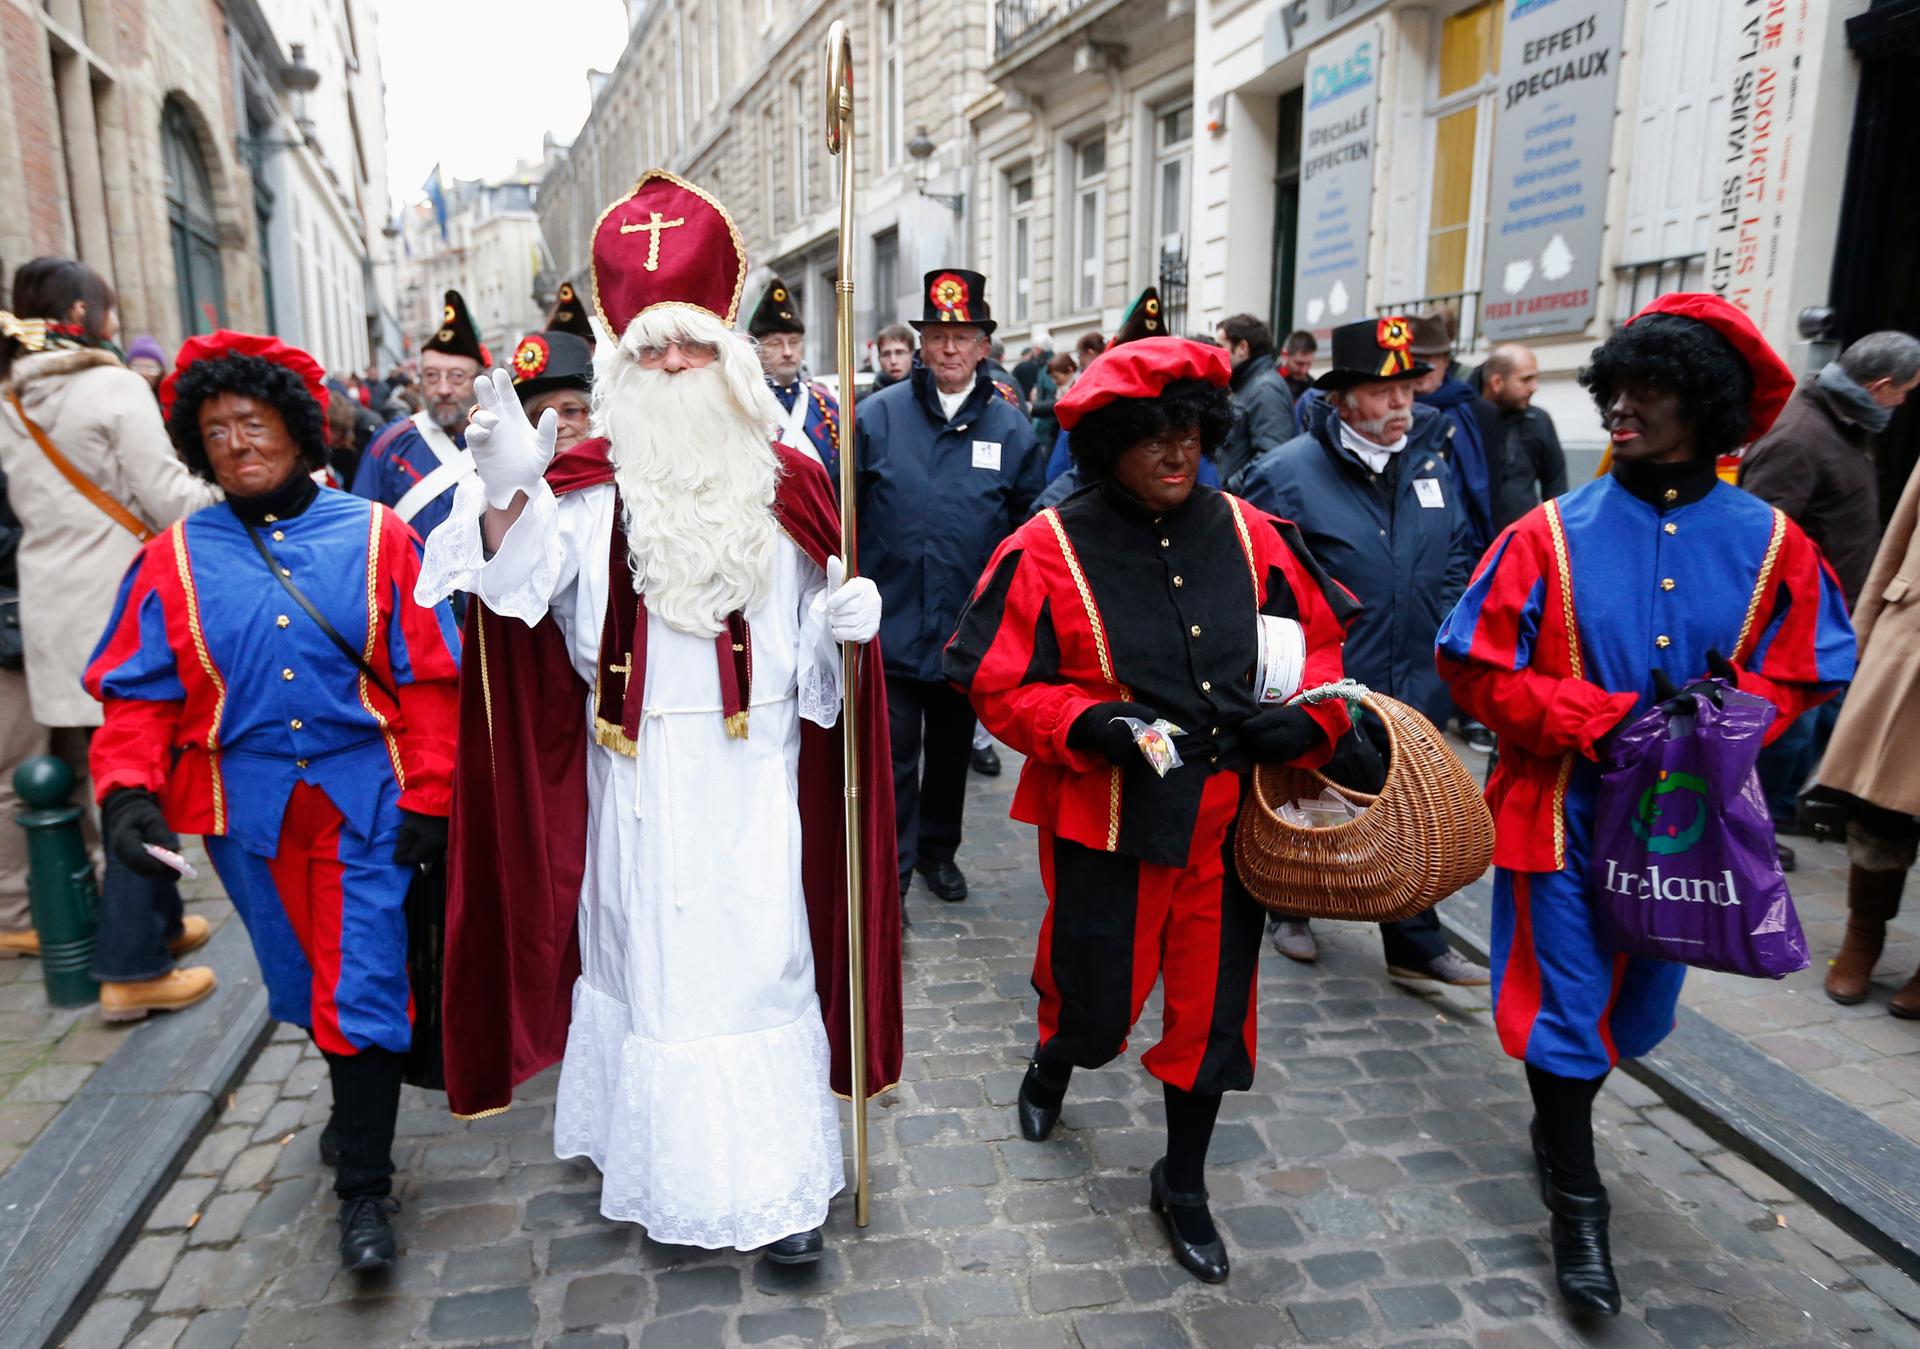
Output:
[1240,316,1488,984]
[857,269,1041,902]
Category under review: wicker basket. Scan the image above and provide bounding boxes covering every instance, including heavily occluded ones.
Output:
[1234,691,1495,923]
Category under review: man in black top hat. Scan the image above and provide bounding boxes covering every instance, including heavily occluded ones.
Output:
[508,330,595,455]
[1241,316,1488,984]
[748,275,841,475]
[353,288,491,543]
[543,281,597,346]
[856,268,1042,903]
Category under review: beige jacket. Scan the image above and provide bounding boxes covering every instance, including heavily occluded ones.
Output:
[0,347,220,726]
[1819,459,1920,817]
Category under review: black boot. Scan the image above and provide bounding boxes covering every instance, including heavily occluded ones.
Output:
[1017,1055,1071,1142]
[1149,1158,1229,1283]
[338,1196,398,1272]
[1544,1177,1621,1317]
[764,1226,825,1264]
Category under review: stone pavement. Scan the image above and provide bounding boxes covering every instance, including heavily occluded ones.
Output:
[0,838,227,1175]
[67,757,1920,1348]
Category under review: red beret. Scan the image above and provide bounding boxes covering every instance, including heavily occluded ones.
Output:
[1626,292,1795,442]
[591,169,747,340]
[1055,337,1232,431]
[159,330,329,422]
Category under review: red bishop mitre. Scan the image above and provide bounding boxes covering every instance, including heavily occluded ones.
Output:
[1056,336,1232,431]
[590,169,747,340]
[159,330,329,421]
[1627,292,1796,442]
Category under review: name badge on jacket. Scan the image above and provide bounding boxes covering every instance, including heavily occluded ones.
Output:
[972,440,1003,471]
[1414,477,1446,509]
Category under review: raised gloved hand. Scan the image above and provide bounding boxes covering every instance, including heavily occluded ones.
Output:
[821,556,881,644]
[1066,701,1160,766]
[392,811,450,867]
[102,787,181,879]
[467,367,557,510]
[1238,704,1323,766]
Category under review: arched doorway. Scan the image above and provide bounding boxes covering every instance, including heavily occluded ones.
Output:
[162,99,227,335]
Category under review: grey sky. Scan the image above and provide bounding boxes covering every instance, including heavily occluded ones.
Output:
[374,0,630,206]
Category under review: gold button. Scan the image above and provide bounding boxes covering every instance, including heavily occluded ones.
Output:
[1189,625,1202,637]
[1655,635,1671,649]
[1200,680,1212,692]
[282,668,295,681]
[290,718,303,730]
[280,567,292,578]
[264,514,278,523]
[1159,538,1170,548]
[271,530,285,542]
[1664,523,1678,536]
[296,759,308,769]
[1211,727,1220,736]
[1663,489,1678,503]
[276,615,290,628]
[1661,578,1676,591]
[1172,576,1184,588]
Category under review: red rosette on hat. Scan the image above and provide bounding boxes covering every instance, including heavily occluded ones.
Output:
[1055,337,1232,431]
[1627,292,1796,441]
[159,330,328,421]
[512,333,552,383]
[591,169,747,341]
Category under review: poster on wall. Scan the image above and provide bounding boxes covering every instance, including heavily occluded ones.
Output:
[1480,0,1626,343]
[1292,21,1380,333]
[1706,0,1812,345]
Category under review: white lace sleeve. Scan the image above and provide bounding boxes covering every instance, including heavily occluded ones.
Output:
[414,477,572,627]
[797,558,843,729]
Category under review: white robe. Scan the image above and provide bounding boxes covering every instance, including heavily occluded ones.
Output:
[417,476,845,1249]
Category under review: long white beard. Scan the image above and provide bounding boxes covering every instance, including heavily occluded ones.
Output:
[601,360,781,636]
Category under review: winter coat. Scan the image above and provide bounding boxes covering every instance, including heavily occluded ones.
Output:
[855,363,1042,682]
[1491,405,1568,532]
[1219,355,1298,489]
[1818,459,1920,816]
[1738,378,1882,606]
[0,347,219,726]
[1240,400,1471,724]
[1416,379,1498,554]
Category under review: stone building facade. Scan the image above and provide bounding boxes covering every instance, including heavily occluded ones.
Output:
[396,165,549,364]
[538,0,996,378]
[0,0,395,371]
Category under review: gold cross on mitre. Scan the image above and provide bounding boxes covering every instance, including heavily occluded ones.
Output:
[619,211,686,272]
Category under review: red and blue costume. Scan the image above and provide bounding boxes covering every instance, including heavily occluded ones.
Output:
[1436,475,1854,1076]
[769,378,841,479]
[84,491,460,1055]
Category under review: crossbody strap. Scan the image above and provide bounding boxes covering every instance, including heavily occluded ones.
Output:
[7,392,156,541]
[243,522,399,704]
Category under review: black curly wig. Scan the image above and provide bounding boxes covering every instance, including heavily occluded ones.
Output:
[1578,314,1754,460]
[1068,378,1236,480]
[166,352,329,482]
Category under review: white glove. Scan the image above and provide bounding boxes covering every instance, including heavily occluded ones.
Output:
[822,556,881,644]
[468,367,557,510]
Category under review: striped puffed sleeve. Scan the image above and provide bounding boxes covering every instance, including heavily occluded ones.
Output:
[1256,514,1357,764]
[378,508,463,815]
[1730,516,1856,743]
[82,547,188,800]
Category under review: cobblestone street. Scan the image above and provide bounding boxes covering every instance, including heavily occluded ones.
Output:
[66,758,1920,1348]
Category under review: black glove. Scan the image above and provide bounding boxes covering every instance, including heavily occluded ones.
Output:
[1705,648,1737,684]
[392,810,450,867]
[102,787,181,879]
[1651,668,1680,703]
[1237,704,1323,766]
[1066,701,1160,766]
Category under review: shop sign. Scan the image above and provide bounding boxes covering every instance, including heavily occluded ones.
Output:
[1292,21,1381,331]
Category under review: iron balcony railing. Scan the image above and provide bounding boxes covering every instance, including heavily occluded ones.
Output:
[1158,246,1189,338]
[995,0,1097,59]
[1376,290,1481,354]
[1611,253,1706,326]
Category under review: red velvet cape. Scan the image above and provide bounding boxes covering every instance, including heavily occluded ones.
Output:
[441,438,903,1117]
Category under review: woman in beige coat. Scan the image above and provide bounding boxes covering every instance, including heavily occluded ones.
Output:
[1820,453,1920,1015]
[0,258,219,1016]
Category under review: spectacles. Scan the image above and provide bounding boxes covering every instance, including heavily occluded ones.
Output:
[633,338,719,366]
[421,369,475,392]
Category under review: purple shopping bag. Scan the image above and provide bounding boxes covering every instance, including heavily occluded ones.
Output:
[1589,681,1809,979]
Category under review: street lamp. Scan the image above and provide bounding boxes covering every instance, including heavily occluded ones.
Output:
[906,127,965,216]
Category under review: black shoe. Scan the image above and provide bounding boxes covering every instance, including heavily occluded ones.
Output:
[338,1196,398,1272]
[917,860,968,902]
[1544,1178,1621,1317]
[319,1121,339,1169]
[1464,724,1496,755]
[764,1226,825,1265]
[970,744,1002,776]
[1148,1158,1229,1284]
[1017,1057,1069,1142]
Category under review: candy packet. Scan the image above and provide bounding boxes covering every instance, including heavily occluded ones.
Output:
[1115,717,1186,778]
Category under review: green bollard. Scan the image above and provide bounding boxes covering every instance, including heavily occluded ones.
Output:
[13,755,99,1007]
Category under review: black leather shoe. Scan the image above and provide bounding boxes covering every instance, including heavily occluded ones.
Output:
[338,1196,398,1272]
[970,744,1002,776]
[1017,1057,1069,1142]
[764,1226,825,1265]
[917,860,968,902]
[319,1121,339,1169]
[1544,1178,1621,1317]
[1148,1159,1229,1284]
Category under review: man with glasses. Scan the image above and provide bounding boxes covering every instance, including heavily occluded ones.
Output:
[748,276,840,477]
[857,268,1041,904]
[353,289,490,542]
